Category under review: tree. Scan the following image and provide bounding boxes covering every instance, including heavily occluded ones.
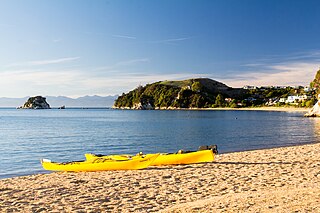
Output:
[190,94,205,108]
[310,69,320,95]
[230,102,238,108]
[305,99,316,108]
[191,82,202,92]
[215,94,224,107]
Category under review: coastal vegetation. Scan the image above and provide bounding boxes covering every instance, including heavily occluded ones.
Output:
[114,78,245,109]
[114,77,317,110]
[304,69,320,117]
[310,69,320,95]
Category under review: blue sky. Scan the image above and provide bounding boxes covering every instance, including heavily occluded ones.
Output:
[1,0,320,97]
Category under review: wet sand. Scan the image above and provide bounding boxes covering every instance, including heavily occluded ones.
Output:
[1,143,320,212]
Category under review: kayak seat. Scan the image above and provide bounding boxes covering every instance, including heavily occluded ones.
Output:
[198,145,208,151]
[198,145,218,154]
[176,150,192,154]
[209,145,218,154]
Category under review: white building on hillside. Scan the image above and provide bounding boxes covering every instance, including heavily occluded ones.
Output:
[286,95,310,103]
[243,85,257,90]
[279,98,287,103]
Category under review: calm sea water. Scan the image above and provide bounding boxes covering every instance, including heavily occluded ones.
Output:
[1,108,319,179]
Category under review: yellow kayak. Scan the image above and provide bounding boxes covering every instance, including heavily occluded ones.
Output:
[41,153,159,172]
[85,148,216,166]
[152,149,214,165]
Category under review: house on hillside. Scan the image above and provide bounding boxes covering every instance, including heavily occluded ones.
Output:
[224,98,233,103]
[243,85,257,90]
[279,98,287,103]
[266,98,279,106]
[286,96,299,103]
[285,95,311,103]
[304,87,312,92]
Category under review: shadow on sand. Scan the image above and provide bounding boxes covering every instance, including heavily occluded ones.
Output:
[145,160,295,171]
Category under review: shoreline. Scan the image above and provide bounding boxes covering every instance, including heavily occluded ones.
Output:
[113,106,311,113]
[0,141,317,180]
[1,106,311,113]
[183,106,310,112]
[1,143,320,212]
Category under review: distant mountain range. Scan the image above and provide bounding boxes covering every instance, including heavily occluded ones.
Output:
[0,95,118,107]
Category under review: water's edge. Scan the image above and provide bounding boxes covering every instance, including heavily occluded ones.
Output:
[1,109,318,179]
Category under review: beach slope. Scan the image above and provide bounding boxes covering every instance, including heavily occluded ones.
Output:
[1,143,320,212]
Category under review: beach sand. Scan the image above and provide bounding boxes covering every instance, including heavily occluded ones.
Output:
[202,107,310,113]
[1,143,320,212]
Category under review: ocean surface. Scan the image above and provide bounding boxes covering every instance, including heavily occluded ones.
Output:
[1,108,319,179]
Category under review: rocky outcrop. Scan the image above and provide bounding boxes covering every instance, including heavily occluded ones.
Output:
[18,96,51,109]
[305,95,320,117]
[305,70,320,117]
[132,102,154,110]
[113,102,154,110]
[310,70,320,94]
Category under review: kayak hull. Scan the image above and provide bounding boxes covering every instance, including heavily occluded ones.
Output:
[41,154,159,172]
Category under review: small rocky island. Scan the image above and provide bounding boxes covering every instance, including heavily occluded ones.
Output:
[18,96,51,109]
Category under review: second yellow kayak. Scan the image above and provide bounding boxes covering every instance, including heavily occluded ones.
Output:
[85,149,215,166]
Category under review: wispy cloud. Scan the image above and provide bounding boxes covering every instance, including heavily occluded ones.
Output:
[5,57,80,67]
[116,58,149,66]
[79,72,212,94]
[161,37,192,42]
[53,39,62,43]
[222,61,319,87]
[0,63,211,97]
[241,63,266,67]
[84,31,137,40]
[150,37,192,44]
[242,50,320,66]
[28,57,80,66]
[0,68,83,97]
[111,34,137,40]
[217,50,320,87]
[3,47,319,97]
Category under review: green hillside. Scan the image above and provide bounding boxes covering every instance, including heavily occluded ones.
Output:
[114,78,245,109]
[310,69,320,95]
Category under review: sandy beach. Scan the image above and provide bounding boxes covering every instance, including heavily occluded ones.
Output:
[192,107,311,113]
[1,143,320,212]
[158,106,311,113]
